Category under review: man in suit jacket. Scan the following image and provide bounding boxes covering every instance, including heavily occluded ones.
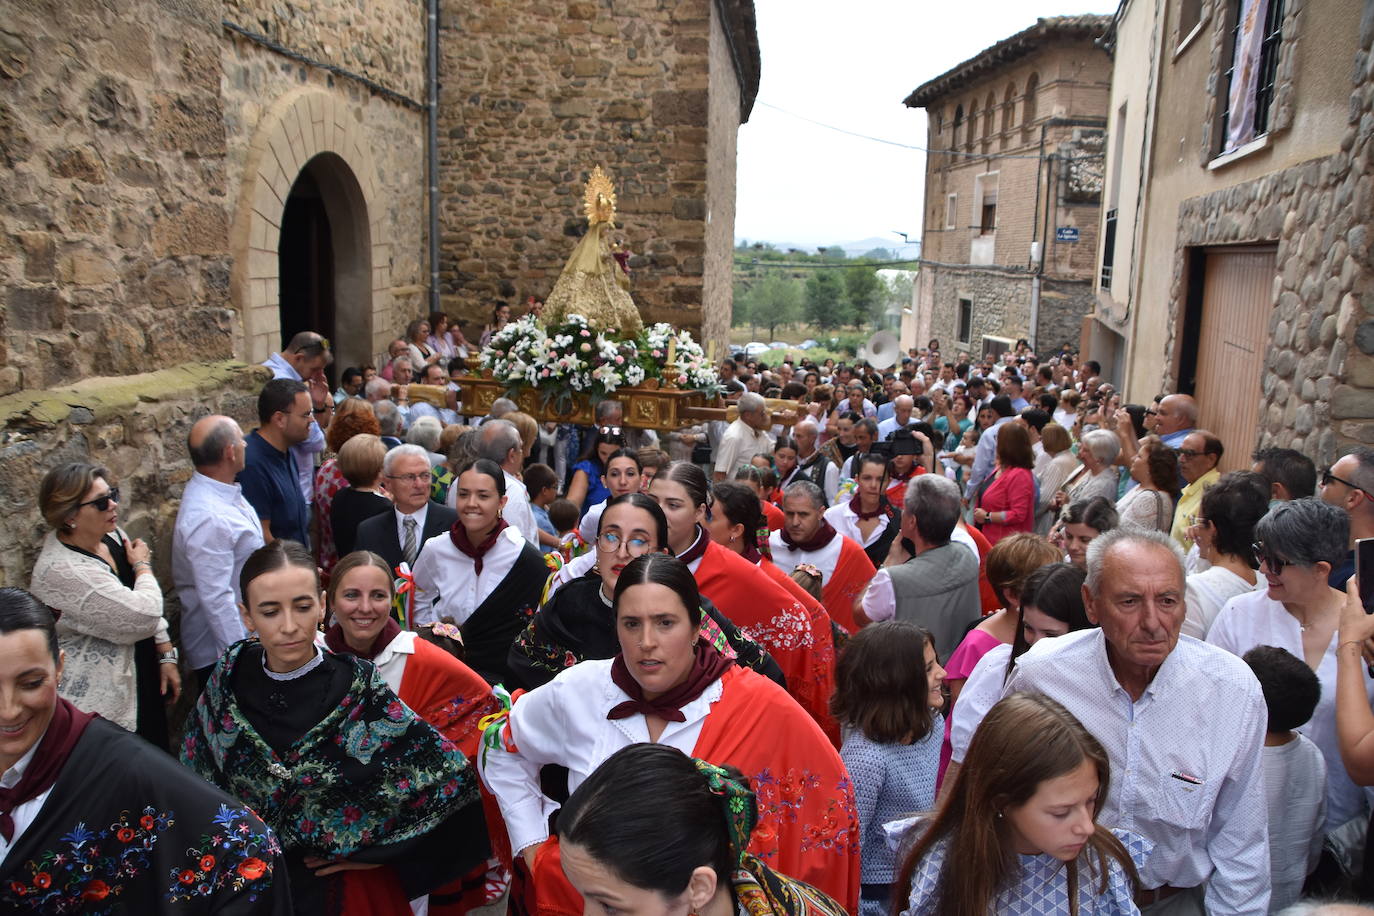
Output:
[354,444,457,572]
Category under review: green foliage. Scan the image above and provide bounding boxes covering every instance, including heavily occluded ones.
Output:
[750,273,803,338]
[862,247,896,261]
[732,279,754,328]
[843,267,883,329]
[804,272,848,330]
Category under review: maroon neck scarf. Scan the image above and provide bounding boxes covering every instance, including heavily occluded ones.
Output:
[781,519,838,552]
[607,641,735,723]
[676,525,710,566]
[741,542,762,565]
[0,697,94,842]
[323,619,402,662]
[848,492,886,521]
[450,519,509,575]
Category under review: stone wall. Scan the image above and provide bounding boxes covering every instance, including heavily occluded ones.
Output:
[925,266,1094,357]
[1038,277,1097,353]
[0,362,269,590]
[1161,43,1374,470]
[434,0,745,339]
[701,0,742,354]
[0,0,233,395]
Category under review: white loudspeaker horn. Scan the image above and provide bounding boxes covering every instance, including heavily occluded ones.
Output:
[864,331,900,370]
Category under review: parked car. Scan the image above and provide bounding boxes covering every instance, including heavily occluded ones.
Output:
[728,344,745,358]
[744,341,771,357]
[798,339,820,350]
[768,341,790,350]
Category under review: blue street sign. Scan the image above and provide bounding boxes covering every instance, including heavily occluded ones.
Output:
[1056,227,1080,242]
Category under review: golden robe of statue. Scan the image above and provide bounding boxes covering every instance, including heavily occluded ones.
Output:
[542,167,644,336]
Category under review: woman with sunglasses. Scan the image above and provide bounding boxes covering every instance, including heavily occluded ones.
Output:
[507,493,781,691]
[566,425,626,515]
[29,463,179,745]
[1207,497,1374,836]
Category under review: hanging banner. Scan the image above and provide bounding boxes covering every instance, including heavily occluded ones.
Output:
[1225,0,1271,151]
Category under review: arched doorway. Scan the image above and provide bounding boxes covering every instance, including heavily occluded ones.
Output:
[275,152,373,381]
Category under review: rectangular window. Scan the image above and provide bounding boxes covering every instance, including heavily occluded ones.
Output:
[1178,0,1203,44]
[980,202,997,235]
[957,298,973,344]
[1101,208,1118,290]
[973,173,999,236]
[1220,0,1285,151]
[945,194,958,230]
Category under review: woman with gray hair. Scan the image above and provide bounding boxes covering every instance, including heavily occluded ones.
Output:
[1052,428,1121,514]
[1208,497,1374,836]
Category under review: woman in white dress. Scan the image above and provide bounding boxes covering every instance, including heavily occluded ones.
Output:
[1181,471,1270,640]
[1207,498,1374,834]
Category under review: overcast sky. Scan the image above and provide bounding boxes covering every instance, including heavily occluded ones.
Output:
[734,0,1118,251]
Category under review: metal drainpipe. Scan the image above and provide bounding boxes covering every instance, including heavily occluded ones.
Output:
[427,0,440,316]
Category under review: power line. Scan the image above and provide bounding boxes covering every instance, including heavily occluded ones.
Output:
[754,100,1104,162]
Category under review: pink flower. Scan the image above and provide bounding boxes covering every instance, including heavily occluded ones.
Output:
[580,343,591,352]
[580,329,591,337]
[615,355,625,364]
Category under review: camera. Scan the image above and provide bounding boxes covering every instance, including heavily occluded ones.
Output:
[871,427,923,458]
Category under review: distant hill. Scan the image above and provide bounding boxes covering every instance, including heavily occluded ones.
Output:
[735,237,921,260]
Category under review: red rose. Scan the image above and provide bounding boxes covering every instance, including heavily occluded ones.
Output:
[116,828,135,843]
[33,873,51,889]
[179,870,197,885]
[199,855,216,871]
[10,881,26,896]
[140,815,155,830]
[237,858,267,881]
[82,880,110,901]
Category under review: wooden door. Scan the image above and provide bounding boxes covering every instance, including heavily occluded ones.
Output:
[1190,245,1276,472]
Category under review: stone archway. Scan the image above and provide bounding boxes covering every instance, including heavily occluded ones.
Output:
[230,87,392,375]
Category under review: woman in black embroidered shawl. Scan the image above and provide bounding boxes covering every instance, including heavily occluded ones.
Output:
[411,459,548,686]
[507,493,784,691]
[180,541,489,916]
[0,587,290,914]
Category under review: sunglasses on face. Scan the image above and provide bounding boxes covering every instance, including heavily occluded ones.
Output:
[78,487,120,512]
[1321,468,1372,498]
[1252,541,1294,575]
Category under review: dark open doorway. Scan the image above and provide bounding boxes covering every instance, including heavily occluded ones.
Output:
[279,166,336,383]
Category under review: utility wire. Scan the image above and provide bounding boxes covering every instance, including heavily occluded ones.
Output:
[754,100,1105,162]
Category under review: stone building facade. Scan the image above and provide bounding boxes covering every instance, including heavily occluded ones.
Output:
[435,0,757,347]
[903,17,1112,359]
[1099,0,1369,470]
[0,0,758,589]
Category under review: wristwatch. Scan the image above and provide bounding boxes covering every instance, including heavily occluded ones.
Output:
[158,647,179,665]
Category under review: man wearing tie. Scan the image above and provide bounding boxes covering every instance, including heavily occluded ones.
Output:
[354,445,458,583]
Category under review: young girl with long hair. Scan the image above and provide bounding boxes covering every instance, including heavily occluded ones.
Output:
[830,621,945,916]
[895,693,1146,916]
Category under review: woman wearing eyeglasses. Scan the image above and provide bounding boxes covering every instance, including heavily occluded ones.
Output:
[507,493,780,691]
[410,458,549,685]
[29,463,179,745]
[1207,497,1374,836]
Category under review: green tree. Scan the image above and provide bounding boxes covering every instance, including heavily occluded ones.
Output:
[732,279,755,333]
[804,272,848,330]
[862,247,896,261]
[751,273,802,339]
[844,266,883,329]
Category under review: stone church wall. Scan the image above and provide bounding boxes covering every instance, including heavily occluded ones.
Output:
[435,0,734,339]
[0,0,234,394]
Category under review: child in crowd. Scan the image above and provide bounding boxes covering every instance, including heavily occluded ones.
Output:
[831,621,945,916]
[547,497,584,561]
[894,693,1147,915]
[524,463,560,554]
[1242,646,1326,912]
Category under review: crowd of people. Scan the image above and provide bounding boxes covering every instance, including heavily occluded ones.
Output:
[7,317,1374,915]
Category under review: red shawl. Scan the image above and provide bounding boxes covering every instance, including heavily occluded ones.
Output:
[694,541,836,736]
[756,557,840,748]
[819,537,877,633]
[521,667,860,916]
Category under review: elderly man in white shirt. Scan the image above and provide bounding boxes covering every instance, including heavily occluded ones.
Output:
[993,528,1270,915]
[172,415,265,690]
[472,418,539,547]
[262,331,330,503]
[712,391,773,481]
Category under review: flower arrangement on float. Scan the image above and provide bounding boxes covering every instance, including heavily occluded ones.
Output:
[478,313,720,412]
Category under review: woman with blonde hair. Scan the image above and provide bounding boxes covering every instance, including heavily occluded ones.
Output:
[315,397,381,580]
[30,463,177,744]
[895,693,1146,915]
[330,434,391,556]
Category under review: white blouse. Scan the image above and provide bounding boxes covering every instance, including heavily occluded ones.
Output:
[411,526,527,625]
[824,501,886,549]
[1182,565,1263,640]
[1207,589,1374,832]
[478,658,721,854]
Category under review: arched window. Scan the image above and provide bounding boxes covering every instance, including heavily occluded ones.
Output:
[982,92,995,143]
[1023,73,1040,127]
[1002,82,1016,131]
[966,100,978,152]
[953,103,964,149]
